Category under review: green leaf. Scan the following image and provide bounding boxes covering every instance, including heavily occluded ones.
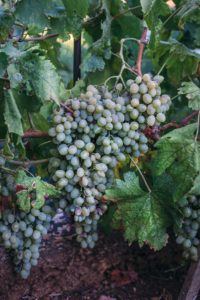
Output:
[178,81,200,110]
[7,64,23,89]
[189,174,200,195]
[106,171,176,250]
[3,132,14,159]
[62,0,89,17]
[4,90,23,136]
[0,52,9,76]
[82,55,105,73]
[0,7,13,40]
[15,170,61,212]
[92,0,112,59]
[153,124,200,202]
[21,55,61,105]
[15,0,52,33]
[177,0,200,25]
[17,190,31,213]
[111,15,142,39]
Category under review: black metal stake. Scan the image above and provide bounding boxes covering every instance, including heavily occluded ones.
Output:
[73,37,81,86]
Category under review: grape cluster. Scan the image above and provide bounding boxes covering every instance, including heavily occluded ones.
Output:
[0,188,53,279]
[48,74,172,248]
[176,194,200,261]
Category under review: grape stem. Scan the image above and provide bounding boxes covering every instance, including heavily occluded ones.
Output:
[112,5,142,19]
[150,111,200,141]
[8,158,50,167]
[18,33,59,42]
[60,102,74,114]
[129,155,151,193]
[104,38,140,86]
[133,27,148,77]
[23,130,50,138]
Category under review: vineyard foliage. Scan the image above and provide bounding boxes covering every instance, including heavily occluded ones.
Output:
[0,0,200,271]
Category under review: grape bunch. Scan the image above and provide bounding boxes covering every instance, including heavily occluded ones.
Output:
[176,194,200,261]
[0,187,53,279]
[48,74,172,248]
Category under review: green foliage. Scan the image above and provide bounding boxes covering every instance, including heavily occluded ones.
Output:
[106,171,180,250]
[0,7,13,40]
[15,170,61,212]
[153,124,200,202]
[62,0,89,18]
[178,81,200,110]
[4,90,23,136]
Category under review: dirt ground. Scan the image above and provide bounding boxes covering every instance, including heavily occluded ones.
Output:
[0,213,189,300]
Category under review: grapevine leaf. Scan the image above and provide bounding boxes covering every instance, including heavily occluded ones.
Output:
[177,0,200,25]
[0,7,13,40]
[112,15,142,39]
[153,124,200,202]
[12,134,26,158]
[50,15,82,39]
[16,190,31,213]
[15,0,52,33]
[105,171,176,250]
[189,174,200,195]
[4,90,23,136]
[82,55,105,73]
[178,81,200,110]
[31,112,51,132]
[15,170,61,212]
[0,52,9,76]
[21,55,61,105]
[7,64,23,89]
[62,0,89,17]
[3,132,14,159]
[92,0,112,59]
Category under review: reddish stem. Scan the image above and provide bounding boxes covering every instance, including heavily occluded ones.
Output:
[60,103,74,114]
[8,158,50,167]
[180,111,199,126]
[133,27,148,77]
[23,130,50,138]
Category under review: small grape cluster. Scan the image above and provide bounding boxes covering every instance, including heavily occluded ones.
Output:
[176,194,200,261]
[0,187,53,278]
[48,74,172,248]
[0,157,15,197]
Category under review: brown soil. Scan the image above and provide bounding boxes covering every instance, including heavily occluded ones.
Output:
[0,213,189,300]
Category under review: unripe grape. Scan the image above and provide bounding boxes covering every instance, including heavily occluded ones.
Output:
[143,94,152,104]
[156,113,166,123]
[56,133,65,142]
[48,127,56,137]
[130,83,139,93]
[126,79,134,86]
[147,115,156,126]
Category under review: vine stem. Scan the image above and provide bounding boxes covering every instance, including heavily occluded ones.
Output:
[158,111,199,132]
[133,27,148,77]
[180,111,199,126]
[129,155,151,193]
[162,6,183,27]
[8,158,50,168]
[195,111,200,141]
[18,33,59,42]
[112,5,142,19]
[23,130,50,138]
[0,77,9,81]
